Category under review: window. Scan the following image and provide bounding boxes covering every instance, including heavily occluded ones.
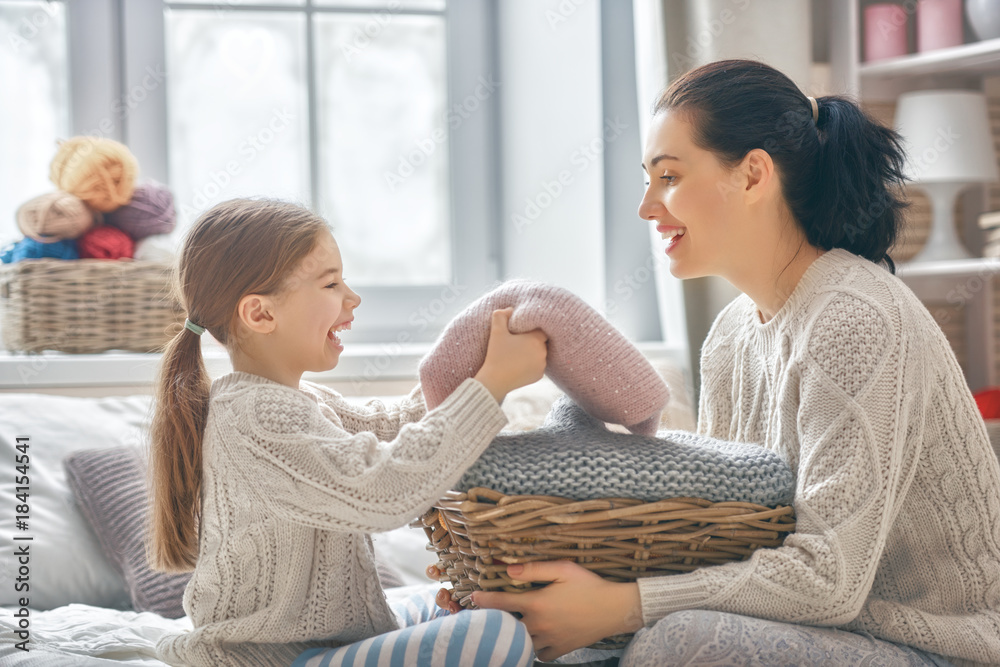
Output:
[2,0,498,344]
[0,0,69,248]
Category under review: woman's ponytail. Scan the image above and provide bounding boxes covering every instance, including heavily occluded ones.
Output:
[808,96,909,272]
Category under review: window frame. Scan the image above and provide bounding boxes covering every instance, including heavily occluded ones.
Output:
[66,0,499,344]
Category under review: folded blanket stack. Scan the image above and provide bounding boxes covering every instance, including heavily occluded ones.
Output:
[457,396,795,506]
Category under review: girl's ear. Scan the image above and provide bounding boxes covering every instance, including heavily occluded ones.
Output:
[237,294,277,335]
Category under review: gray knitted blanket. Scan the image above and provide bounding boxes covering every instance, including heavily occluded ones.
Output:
[457,396,795,506]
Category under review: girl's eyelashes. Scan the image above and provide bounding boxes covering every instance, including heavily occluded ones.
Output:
[325,282,339,289]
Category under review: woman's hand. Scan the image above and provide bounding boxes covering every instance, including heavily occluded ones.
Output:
[471,561,644,661]
[474,308,548,404]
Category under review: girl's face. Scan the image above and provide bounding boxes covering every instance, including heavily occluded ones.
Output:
[638,110,746,279]
[271,231,361,374]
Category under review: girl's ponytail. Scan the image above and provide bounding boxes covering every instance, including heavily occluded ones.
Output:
[809,96,909,272]
[147,321,209,572]
[655,59,909,272]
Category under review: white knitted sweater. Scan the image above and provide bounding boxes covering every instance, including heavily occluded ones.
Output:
[155,374,507,667]
[638,248,1000,666]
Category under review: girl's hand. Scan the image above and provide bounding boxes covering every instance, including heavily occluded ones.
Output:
[474,308,548,404]
[471,561,644,662]
[426,564,463,614]
[434,587,463,614]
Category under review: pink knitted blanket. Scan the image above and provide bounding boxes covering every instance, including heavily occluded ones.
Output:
[418,281,669,435]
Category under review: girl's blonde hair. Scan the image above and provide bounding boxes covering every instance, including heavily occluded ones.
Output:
[147,198,331,572]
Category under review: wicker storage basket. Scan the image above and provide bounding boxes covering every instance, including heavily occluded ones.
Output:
[0,259,184,353]
[417,487,795,648]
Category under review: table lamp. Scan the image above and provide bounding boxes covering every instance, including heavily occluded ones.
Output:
[894,90,999,262]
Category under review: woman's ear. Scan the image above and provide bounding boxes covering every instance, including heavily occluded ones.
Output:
[742,148,776,204]
[236,294,277,335]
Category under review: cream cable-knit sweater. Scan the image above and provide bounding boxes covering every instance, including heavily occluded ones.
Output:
[155,374,507,667]
[638,248,1000,666]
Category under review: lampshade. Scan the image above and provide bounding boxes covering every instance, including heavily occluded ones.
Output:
[894,90,999,184]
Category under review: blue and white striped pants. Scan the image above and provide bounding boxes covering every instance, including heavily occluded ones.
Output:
[291,585,533,667]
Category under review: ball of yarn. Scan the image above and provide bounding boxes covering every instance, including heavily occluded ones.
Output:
[77,225,134,260]
[49,136,138,212]
[16,191,97,242]
[104,181,176,240]
[1,238,79,264]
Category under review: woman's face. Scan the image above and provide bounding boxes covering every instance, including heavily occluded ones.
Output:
[639,110,746,279]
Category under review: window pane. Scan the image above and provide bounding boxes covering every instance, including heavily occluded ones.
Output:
[315,13,449,285]
[0,1,69,247]
[313,1,445,10]
[168,0,304,5]
[165,10,310,229]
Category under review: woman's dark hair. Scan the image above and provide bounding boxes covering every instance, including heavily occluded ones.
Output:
[655,59,909,273]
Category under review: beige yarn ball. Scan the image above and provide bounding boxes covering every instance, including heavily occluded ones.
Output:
[49,136,139,212]
[16,191,98,242]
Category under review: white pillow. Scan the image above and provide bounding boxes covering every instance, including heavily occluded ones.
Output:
[0,393,154,611]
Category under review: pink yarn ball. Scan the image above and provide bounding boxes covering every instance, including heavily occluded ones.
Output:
[104,181,176,241]
[78,225,135,260]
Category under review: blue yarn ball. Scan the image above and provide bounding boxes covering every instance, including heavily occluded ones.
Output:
[0,237,79,264]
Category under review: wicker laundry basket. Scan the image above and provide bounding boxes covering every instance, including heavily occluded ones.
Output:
[0,259,184,353]
[417,487,795,649]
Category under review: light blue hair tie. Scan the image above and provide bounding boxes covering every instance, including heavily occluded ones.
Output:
[184,319,206,336]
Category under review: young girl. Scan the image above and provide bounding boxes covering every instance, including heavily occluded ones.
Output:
[147,198,546,667]
[473,60,1000,666]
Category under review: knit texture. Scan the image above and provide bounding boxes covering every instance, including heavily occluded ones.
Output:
[105,180,176,241]
[419,280,670,435]
[154,373,507,667]
[457,395,794,506]
[0,237,78,263]
[635,249,1000,667]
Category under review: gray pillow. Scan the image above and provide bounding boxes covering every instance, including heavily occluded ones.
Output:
[63,447,191,618]
[63,446,409,619]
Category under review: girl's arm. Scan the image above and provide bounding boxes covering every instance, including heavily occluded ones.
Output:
[475,292,925,660]
[309,382,427,440]
[243,376,507,534]
[242,309,547,534]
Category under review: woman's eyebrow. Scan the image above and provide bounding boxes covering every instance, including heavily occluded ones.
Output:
[641,154,681,171]
[318,267,341,279]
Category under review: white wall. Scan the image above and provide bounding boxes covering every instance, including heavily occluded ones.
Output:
[497,0,606,310]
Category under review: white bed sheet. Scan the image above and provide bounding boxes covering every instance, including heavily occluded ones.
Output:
[0,603,191,666]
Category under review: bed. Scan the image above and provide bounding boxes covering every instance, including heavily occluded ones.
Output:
[0,360,695,666]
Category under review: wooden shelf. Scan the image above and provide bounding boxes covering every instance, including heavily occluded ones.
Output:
[860,38,1000,99]
[897,257,1000,279]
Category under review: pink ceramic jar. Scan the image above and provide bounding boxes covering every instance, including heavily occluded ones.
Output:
[917,0,965,52]
[865,3,909,61]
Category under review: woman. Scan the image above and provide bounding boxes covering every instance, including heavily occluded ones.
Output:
[473,60,1000,666]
